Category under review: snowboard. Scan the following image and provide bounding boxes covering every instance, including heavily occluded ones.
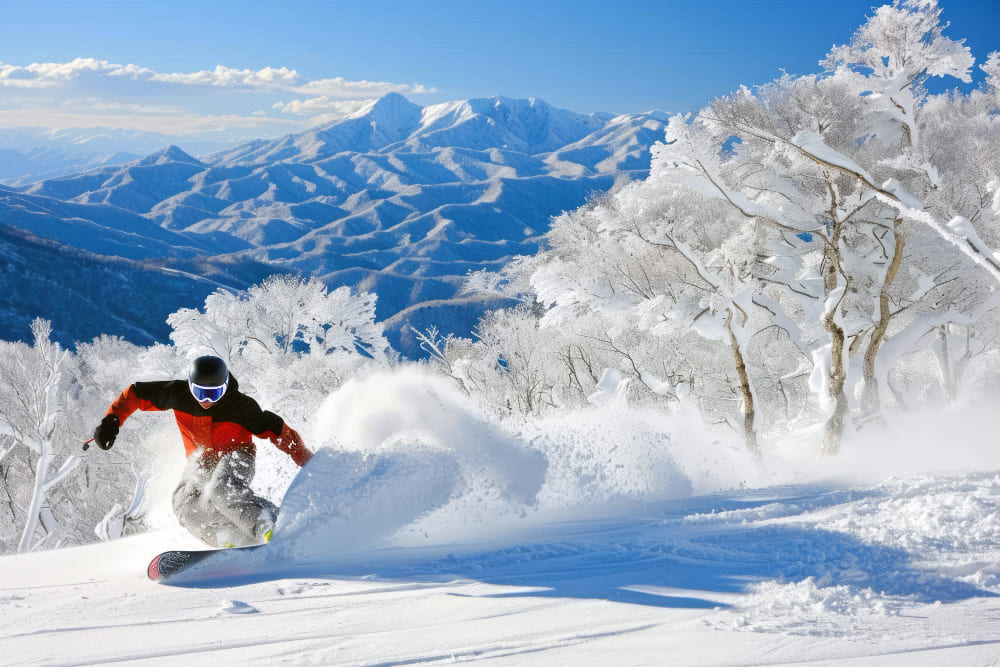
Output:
[147,543,267,581]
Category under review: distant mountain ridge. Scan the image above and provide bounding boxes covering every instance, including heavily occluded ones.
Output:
[0,94,668,354]
[0,127,253,186]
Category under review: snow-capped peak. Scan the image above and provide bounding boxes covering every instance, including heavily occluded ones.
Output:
[136,145,204,168]
[276,93,425,158]
[209,93,644,164]
[345,92,424,125]
[407,95,606,154]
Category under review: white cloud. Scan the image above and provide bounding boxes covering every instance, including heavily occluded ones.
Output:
[0,58,117,88]
[0,108,306,135]
[148,65,304,90]
[0,58,435,97]
[272,96,372,116]
[293,77,437,99]
[61,97,183,115]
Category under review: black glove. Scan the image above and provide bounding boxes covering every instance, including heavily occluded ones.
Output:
[93,414,120,451]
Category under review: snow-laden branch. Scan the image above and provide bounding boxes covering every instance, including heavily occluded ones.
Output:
[786,130,1000,283]
[41,454,81,495]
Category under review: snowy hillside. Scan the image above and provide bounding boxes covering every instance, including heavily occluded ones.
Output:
[4,370,1000,664]
[208,94,616,163]
[4,4,999,662]
[0,223,253,343]
[0,94,667,351]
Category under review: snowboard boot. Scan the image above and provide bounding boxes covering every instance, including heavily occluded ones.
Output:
[217,527,237,549]
[253,515,275,544]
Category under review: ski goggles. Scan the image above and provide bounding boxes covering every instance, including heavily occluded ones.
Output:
[190,381,228,403]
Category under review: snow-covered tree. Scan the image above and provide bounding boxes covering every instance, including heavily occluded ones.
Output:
[0,320,80,551]
[0,329,174,554]
[67,335,168,542]
[169,275,390,363]
[168,275,393,423]
[646,0,1000,455]
[530,180,778,457]
[499,0,1000,459]
[167,288,251,363]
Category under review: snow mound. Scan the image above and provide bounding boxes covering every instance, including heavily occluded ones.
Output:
[273,444,461,560]
[312,368,547,510]
[817,472,1000,564]
[526,409,693,505]
[524,405,755,506]
[713,577,902,636]
[215,599,259,615]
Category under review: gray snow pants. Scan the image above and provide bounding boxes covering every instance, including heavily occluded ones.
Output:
[171,449,277,548]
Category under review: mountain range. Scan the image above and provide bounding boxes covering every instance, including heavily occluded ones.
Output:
[0,126,261,186]
[0,94,668,354]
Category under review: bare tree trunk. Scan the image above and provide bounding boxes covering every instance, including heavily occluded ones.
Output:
[821,313,850,457]
[725,312,760,460]
[16,443,80,552]
[18,451,52,552]
[861,218,906,420]
[820,214,849,458]
[935,324,956,402]
[951,327,977,394]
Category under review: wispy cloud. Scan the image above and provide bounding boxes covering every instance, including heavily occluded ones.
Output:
[292,78,436,99]
[271,97,371,116]
[61,97,184,115]
[0,58,437,137]
[146,65,304,90]
[0,109,302,135]
[0,58,119,88]
[0,58,434,96]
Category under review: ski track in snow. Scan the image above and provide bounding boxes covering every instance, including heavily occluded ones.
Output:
[4,471,1000,665]
[6,375,1000,663]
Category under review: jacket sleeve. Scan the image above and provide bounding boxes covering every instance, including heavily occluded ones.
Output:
[268,423,313,467]
[237,397,313,466]
[106,382,168,424]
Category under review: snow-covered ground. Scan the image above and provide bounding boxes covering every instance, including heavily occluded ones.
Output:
[4,371,1000,665]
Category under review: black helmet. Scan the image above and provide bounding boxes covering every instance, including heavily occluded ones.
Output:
[188,355,229,403]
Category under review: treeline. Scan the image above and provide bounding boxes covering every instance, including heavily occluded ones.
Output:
[2,0,999,554]
[0,277,392,553]
[437,0,1000,457]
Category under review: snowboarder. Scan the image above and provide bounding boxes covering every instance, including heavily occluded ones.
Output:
[91,355,313,548]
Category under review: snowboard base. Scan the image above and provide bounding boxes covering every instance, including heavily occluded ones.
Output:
[148,544,266,582]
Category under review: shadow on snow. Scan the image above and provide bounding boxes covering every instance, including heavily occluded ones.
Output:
[160,484,994,610]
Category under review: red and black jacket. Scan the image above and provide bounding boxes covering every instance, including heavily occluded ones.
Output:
[106,375,312,466]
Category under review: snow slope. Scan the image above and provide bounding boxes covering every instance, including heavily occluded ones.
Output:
[4,370,1000,665]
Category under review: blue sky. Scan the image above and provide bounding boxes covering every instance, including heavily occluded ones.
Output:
[0,0,997,141]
